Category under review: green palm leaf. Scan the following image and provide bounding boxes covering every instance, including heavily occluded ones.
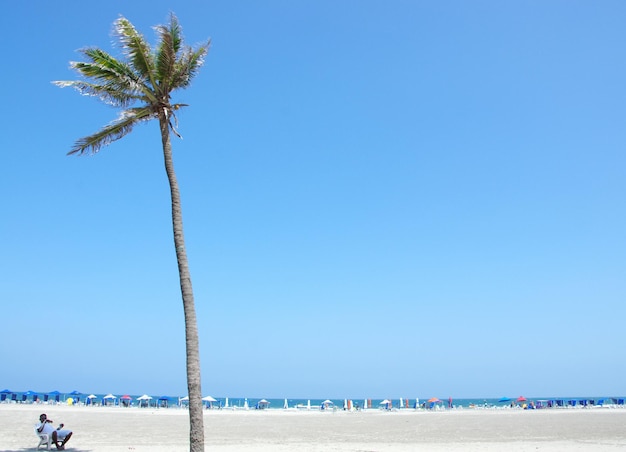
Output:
[68,107,153,155]
[114,17,157,90]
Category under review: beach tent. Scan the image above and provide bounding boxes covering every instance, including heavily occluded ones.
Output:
[0,389,12,402]
[23,391,38,403]
[321,400,334,410]
[158,396,170,408]
[138,394,152,407]
[120,395,132,407]
[256,399,270,410]
[86,394,97,406]
[103,394,117,406]
[46,391,61,403]
[379,399,392,410]
[202,395,217,409]
[68,390,82,404]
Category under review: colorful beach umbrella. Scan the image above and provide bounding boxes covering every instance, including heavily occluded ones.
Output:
[427,397,440,403]
[517,396,527,402]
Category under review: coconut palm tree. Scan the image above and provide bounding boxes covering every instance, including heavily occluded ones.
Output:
[54,14,210,452]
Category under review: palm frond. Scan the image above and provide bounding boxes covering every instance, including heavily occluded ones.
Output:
[155,27,176,93]
[68,107,154,156]
[81,48,156,100]
[52,80,140,107]
[114,17,157,90]
[170,42,210,90]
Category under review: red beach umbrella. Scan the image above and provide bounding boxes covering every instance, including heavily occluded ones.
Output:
[517,396,527,402]
[427,397,440,403]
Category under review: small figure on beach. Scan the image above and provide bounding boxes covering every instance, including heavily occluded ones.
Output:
[36,413,73,450]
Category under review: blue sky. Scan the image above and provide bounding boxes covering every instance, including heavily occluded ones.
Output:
[2,0,625,399]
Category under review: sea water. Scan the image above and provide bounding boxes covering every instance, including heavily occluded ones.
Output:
[2,391,623,410]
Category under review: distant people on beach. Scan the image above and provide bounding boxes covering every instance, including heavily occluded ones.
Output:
[36,413,73,450]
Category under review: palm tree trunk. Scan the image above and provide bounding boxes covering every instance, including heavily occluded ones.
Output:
[159,114,205,452]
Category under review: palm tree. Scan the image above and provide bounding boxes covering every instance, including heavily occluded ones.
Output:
[54,14,210,452]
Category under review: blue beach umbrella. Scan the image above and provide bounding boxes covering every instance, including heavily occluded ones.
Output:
[0,389,11,402]
[498,397,512,402]
[158,396,170,407]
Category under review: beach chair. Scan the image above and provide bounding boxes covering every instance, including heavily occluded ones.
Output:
[35,426,52,450]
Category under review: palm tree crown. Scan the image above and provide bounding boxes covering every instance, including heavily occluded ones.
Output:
[54,14,210,155]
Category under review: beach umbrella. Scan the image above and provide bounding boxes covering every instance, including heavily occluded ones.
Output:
[498,397,512,403]
[138,395,152,400]
[224,397,229,408]
[427,397,440,403]
[283,398,288,409]
[87,394,97,399]
[307,400,311,410]
[120,395,132,400]
[244,398,249,409]
[0,389,12,402]
[202,396,217,402]
[69,390,82,395]
[517,396,527,402]
[103,394,117,399]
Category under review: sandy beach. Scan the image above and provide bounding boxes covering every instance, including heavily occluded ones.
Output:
[2,404,626,451]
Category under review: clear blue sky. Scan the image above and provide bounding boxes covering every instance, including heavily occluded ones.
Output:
[2,0,625,400]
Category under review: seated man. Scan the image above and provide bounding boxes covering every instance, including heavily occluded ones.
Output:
[36,413,73,450]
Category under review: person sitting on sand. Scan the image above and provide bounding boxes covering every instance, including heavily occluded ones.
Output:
[36,413,73,450]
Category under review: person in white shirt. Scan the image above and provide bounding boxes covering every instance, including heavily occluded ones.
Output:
[36,413,73,450]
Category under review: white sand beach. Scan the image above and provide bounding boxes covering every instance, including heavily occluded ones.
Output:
[2,404,626,451]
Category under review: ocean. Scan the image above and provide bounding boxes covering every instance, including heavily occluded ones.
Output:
[1,390,624,410]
